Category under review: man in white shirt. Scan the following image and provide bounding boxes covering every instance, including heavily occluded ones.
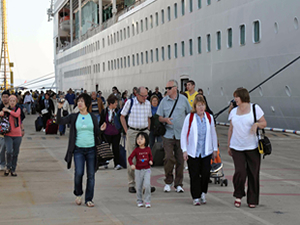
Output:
[23,91,34,115]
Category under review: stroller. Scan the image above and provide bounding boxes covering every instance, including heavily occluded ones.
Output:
[210,149,228,186]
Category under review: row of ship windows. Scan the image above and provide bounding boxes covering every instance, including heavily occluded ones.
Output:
[58,0,220,65]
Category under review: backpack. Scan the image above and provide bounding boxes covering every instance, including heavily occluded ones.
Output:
[187,112,211,142]
[117,98,134,134]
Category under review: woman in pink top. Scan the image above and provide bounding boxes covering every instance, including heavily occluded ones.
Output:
[0,95,22,176]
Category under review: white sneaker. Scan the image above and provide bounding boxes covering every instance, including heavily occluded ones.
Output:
[75,196,82,205]
[176,186,184,193]
[42,129,45,132]
[114,164,122,170]
[193,199,201,206]
[137,202,144,207]
[201,192,206,204]
[145,203,151,208]
[164,184,171,192]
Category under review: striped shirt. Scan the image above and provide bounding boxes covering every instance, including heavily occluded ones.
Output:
[121,98,152,129]
[91,99,99,114]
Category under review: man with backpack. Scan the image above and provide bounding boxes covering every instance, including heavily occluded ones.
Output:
[120,87,154,193]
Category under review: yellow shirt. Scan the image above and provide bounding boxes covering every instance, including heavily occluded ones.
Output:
[185,91,198,108]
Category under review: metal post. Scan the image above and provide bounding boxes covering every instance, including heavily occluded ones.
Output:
[79,0,82,40]
[70,0,73,44]
[98,0,102,26]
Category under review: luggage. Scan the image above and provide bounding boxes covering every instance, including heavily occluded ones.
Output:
[119,135,127,168]
[35,116,43,131]
[31,104,36,115]
[151,142,165,166]
[45,118,58,134]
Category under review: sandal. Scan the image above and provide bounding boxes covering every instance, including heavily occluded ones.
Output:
[4,169,10,176]
[11,171,17,177]
[86,201,95,207]
[234,198,241,208]
[248,204,256,208]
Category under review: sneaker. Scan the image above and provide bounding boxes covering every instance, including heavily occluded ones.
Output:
[137,202,144,207]
[75,196,82,205]
[42,129,45,132]
[164,184,171,192]
[201,192,206,204]
[114,164,122,170]
[151,186,156,193]
[193,199,201,206]
[145,203,151,208]
[176,186,184,193]
[86,201,95,207]
[129,187,136,193]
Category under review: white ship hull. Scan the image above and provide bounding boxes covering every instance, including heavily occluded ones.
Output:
[53,0,300,130]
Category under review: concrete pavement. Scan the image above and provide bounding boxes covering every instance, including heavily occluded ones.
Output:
[0,114,300,225]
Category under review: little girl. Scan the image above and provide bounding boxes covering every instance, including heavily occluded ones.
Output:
[128,132,153,208]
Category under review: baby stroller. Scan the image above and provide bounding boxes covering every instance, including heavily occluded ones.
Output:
[210,149,228,186]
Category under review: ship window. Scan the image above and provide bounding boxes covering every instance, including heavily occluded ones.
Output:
[141,52,144,64]
[181,41,185,57]
[182,0,185,16]
[111,35,113,44]
[189,39,193,55]
[162,10,165,24]
[114,60,116,70]
[198,36,202,53]
[274,22,278,34]
[168,6,171,21]
[114,33,116,43]
[198,0,202,9]
[168,45,171,59]
[103,63,105,72]
[207,0,211,5]
[128,56,130,67]
[189,0,193,12]
[156,12,159,26]
[240,24,246,45]
[137,53,139,65]
[98,64,100,72]
[132,54,135,66]
[127,26,130,38]
[227,28,232,48]
[141,20,143,32]
[117,32,119,42]
[117,59,120,69]
[162,47,165,61]
[102,38,105,48]
[216,31,221,50]
[145,18,148,30]
[124,57,127,68]
[207,34,211,52]
[108,61,110,71]
[253,20,260,43]
[124,28,126,39]
[132,24,135,36]
[174,43,178,58]
[174,3,178,19]
[156,48,159,62]
[146,51,149,63]
[150,50,153,62]
[136,22,139,34]
[98,41,100,50]
[120,30,122,41]
[120,58,123,68]
[150,15,153,28]
[294,17,299,30]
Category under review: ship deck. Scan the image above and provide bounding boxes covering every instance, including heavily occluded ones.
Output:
[0,115,300,225]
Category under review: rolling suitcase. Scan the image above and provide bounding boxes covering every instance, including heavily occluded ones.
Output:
[35,116,43,131]
[45,118,58,134]
[151,142,165,166]
[31,104,36,115]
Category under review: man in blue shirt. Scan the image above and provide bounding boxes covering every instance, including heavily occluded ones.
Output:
[65,88,76,113]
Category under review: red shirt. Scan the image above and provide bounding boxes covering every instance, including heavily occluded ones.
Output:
[6,108,22,137]
[128,147,153,170]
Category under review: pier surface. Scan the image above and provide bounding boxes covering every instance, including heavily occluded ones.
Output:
[0,115,299,225]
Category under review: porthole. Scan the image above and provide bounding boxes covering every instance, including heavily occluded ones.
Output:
[259,86,263,96]
[294,17,299,30]
[285,85,291,97]
[274,22,278,34]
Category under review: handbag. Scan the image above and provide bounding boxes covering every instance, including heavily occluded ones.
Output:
[96,135,114,161]
[41,109,49,115]
[253,104,272,159]
[153,92,179,136]
[0,115,11,135]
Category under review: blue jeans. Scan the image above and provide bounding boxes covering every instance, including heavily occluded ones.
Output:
[149,130,162,149]
[25,103,31,114]
[59,124,66,134]
[0,137,6,167]
[73,146,96,203]
[4,136,22,172]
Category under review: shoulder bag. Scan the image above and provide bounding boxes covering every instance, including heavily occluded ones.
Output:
[96,135,114,162]
[253,104,272,159]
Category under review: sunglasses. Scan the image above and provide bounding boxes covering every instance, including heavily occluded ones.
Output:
[138,94,148,98]
[165,86,175,90]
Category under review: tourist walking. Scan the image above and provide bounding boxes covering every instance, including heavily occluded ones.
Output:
[149,95,162,149]
[228,88,267,208]
[65,88,76,113]
[57,93,106,207]
[185,80,198,108]
[23,91,34,115]
[0,91,10,171]
[157,79,191,193]
[0,95,23,177]
[39,93,55,132]
[89,91,104,123]
[181,95,218,205]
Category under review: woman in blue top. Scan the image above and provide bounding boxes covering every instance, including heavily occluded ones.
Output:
[181,96,218,206]
[57,93,106,207]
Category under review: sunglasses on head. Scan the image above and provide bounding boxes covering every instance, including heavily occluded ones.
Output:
[165,86,175,90]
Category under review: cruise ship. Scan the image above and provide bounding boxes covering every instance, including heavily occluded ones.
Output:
[51,0,300,130]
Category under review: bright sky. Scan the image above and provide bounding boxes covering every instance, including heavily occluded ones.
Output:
[6,0,54,88]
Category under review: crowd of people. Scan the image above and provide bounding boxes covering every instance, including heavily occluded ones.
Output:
[0,81,267,209]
